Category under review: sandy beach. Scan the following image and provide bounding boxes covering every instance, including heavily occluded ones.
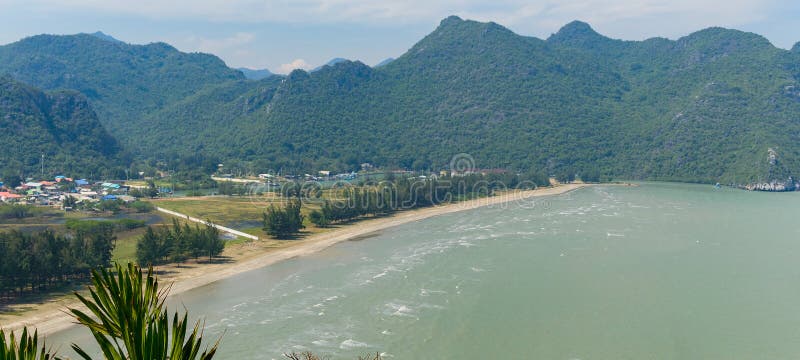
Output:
[0,183,588,336]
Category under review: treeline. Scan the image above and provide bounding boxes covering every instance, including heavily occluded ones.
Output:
[61,195,155,214]
[0,204,51,220]
[261,171,552,238]
[136,219,225,265]
[262,200,304,238]
[305,172,549,228]
[0,224,115,300]
[217,181,249,196]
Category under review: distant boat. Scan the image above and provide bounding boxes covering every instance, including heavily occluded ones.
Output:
[714,183,721,189]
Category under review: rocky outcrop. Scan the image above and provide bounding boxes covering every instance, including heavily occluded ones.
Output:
[744,178,798,192]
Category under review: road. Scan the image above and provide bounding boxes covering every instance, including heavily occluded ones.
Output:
[155,206,260,241]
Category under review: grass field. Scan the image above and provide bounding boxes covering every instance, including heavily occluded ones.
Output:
[152,195,280,224]
[151,194,339,239]
[112,227,149,263]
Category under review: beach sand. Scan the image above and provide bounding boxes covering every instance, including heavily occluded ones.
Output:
[0,183,587,336]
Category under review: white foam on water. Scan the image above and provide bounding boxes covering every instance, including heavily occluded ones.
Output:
[384,301,417,318]
[393,305,413,317]
[339,339,369,349]
[231,302,247,310]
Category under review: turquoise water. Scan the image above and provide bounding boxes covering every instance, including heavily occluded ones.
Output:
[49,183,800,359]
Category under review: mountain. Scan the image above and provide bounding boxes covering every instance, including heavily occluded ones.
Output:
[0,33,244,141]
[156,16,796,184]
[87,31,123,44]
[237,67,275,80]
[0,76,122,180]
[2,17,800,186]
[312,58,348,72]
[374,58,395,67]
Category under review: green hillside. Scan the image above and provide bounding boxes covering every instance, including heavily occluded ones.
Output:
[0,76,122,182]
[0,33,243,137]
[1,17,799,186]
[145,16,797,184]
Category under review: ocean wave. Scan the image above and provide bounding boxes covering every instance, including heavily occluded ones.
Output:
[339,339,369,350]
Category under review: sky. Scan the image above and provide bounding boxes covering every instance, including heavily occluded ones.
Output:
[0,0,798,74]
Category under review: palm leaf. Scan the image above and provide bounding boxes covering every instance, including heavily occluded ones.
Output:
[0,327,59,360]
[69,262,219,360]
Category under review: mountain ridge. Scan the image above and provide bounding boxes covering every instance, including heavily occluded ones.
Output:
[0,76,122,180]
[237,67,275,80]
[0,33,244,137]
[0,17,798,186]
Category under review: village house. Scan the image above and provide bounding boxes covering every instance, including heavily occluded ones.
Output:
[0,191,22,202]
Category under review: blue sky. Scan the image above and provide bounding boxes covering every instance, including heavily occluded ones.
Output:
[0,0,798,73]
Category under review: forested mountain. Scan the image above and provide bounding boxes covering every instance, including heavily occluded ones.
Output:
[312,58,349,72]
[0,76,122,181]
[237,67,275,80]
[374,58,395,67]
[0,33,243,137]
[1,17,799,185]
[87,31,123,44]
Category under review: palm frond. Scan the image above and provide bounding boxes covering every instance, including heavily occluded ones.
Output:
[69,262,219,360]
[0,327,59,360]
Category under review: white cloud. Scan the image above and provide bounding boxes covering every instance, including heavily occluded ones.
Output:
[278,59,311,74]
[3,0,775,31]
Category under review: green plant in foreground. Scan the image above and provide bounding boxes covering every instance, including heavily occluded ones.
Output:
[69,263,219,360]
[2,263,368,359]
[0,327,57,360]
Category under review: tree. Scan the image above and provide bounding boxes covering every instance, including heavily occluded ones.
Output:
[308,210,330,227]
[556,170,576,184]
[1,167,22,189]
[70,263,219,360]
[580,167,601,183]
[135,220,225,266]
[263,200,305,238]
[62,195,77,209]
[200,223,224,260]
[136,226,162,266]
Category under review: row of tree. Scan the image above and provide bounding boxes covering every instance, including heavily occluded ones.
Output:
[306,172,549,228]
[0,204,49,220]
[0,223,115,300]
[136,219,225,265]
[262,200,305,238]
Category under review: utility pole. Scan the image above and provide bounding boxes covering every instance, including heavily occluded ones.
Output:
[41,153,44,179]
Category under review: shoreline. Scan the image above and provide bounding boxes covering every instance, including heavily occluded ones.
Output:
[1,183,589,336]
